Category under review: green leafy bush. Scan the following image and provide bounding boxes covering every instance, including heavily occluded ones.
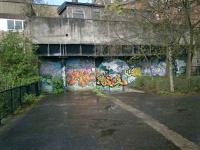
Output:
[23,94,37,105]
[0,32,39,90]
[133,76,169,92]
[52,77,64,95]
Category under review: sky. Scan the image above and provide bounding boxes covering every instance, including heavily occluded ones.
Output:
[45,0,92,5]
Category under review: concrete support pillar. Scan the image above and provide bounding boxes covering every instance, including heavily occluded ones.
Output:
[62,59,66,89]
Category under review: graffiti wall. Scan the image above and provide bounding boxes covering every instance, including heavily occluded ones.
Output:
[175,59,186,75]
[65,57,96,90]
[40,60,62,92]
[39,57,186,92]
[95,58,170,91]
[141,61,167,76]
[96,59,141,91]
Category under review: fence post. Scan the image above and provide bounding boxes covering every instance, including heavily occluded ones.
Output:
[0,107,1,125]
[26,84,29,95]
[35,82,39,96]
[19,86,22,106]
[10,88,13,113]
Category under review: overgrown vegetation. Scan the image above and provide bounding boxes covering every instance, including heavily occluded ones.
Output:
[132,76,200,94]
[92,89,107,98]
[14,94,39,115]
[0,32,40,124]
[0,91,42,125]
[0,32,39,91]
[52,77,64,95]
[23,94,38,106]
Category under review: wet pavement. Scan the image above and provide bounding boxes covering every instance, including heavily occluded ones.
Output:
[112,92,200,146]
[0,91,180,150]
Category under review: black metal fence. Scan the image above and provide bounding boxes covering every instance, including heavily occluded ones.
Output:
[192,66,200,76]
[0,82,41,125]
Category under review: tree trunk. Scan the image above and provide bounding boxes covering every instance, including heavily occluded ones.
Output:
[186,30,194,79]
[186,47,192,79]
[165,49,169,77]
[168,47,175,92]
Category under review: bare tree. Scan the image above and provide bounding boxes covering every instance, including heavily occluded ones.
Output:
[150,0,200,82]
[106,0,200,92]
[180,0,200,79]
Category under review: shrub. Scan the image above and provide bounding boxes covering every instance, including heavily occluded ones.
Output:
[174,77,190,93]
[190,76,200,92]
[52,77,64,95]
[23,94,37,105]
[133,76,169,92]
[133,76,200,94]
[133,76,152,89]
[0,32,39,90]
[155,77,169,92]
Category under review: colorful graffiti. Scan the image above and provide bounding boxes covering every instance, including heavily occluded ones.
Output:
[150,62,166,76]
[67,69,96,87]
[39,57,178,92]
[124,68,141,77]
[41,75,53,92]
[96,59,133,91]
[40,60,62,92]
[65,58,96,90]
[98,59,129,74]
[40,60,62,77]
[96,59,168,91]
[96,74,128,87]
[175,59,186,75]
[140,61,166,76]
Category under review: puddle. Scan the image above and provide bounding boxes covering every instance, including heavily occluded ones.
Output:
[99,128,117,137]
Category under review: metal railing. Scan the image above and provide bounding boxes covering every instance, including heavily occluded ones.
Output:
[0,82,41,125]
[192,66,200,76]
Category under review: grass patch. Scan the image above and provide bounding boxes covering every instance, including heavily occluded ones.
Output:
[132,76,200,94]
[92,89,107,98]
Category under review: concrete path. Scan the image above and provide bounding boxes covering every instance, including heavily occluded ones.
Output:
[111,92,200,149]
[110,95,200,150]
[0,91,198,150]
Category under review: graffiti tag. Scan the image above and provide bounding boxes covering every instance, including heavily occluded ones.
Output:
[67,69,96,87]
[124,68,141,77]
[96,74,128,87]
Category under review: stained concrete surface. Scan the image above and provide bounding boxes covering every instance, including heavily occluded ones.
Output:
[112,92,200,146]
[0,91,179,150]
